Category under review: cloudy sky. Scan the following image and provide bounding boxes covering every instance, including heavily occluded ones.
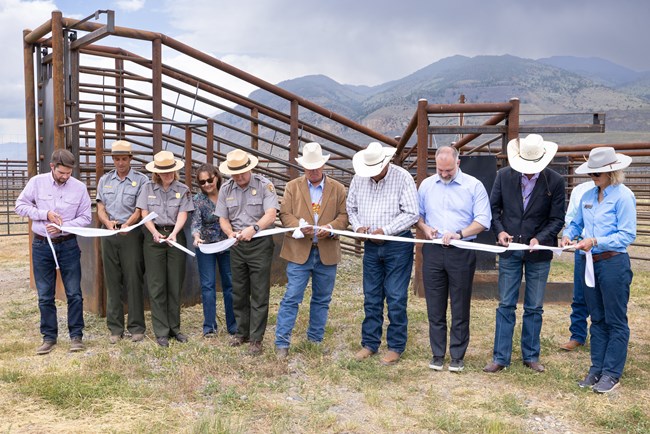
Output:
[1,0,648,140]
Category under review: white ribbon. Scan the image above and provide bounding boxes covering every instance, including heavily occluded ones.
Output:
[161,238,196,257]
[585,251,595,287]
[52,212,158,237]
[292,218,308,239]
[44,213,160,269]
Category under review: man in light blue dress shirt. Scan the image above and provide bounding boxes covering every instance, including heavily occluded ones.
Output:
[416,146,491,372]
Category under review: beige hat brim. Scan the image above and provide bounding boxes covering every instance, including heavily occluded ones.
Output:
[575,153,632,174]
[145,159,184,173]
[219,154,259,175]
[507,139,558,174]
[296,154,330,170]
[352,147,397,177]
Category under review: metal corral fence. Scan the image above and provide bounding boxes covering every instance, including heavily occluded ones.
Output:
[0,160,29,236]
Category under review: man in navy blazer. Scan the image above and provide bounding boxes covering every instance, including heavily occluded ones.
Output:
[484,134,565,374]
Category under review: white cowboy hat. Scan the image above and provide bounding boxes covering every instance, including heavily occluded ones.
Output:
[575,147,632,174]
[296,142,330,170]
[352,142,397,177]
[507,134,558,174]
[110,140,132,155]
[145,150,183,173]
[219,149,259,175]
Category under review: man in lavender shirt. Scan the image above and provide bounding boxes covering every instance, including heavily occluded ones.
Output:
[15,149,92,355]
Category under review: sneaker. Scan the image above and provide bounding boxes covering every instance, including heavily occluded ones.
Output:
[109,334,122,344]
[578,373,601,388]
[36,340,56,355]
[131,333,145,342]
[592,375,620,394]
[449,359,464,372]
[429,356,444,371]
[173,333,188,343]
[69,337,85,352]
[275,346,289,360]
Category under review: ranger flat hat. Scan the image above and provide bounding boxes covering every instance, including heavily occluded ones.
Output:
[145,150,184,173]
[111,140,132,155]
[219,149,259,175]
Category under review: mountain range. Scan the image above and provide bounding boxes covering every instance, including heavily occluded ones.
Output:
[233,54,650,147]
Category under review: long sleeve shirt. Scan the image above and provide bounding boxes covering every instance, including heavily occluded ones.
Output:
[15,171,92,237]
[418,168,491,240]
[346,164,419,235]
[563,183,636,253]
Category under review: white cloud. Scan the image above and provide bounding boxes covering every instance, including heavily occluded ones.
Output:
[114,0,145,12]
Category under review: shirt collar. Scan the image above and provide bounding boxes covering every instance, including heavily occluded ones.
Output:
[308,176,325,189]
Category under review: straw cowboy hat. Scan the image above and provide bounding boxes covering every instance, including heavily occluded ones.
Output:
[145,150,184,173]
[575,146,632,174]
[219,149,259,175]
[507,134,558,174]
[352,142,397,177]
[110,140,132,155]
[296,142,330,170]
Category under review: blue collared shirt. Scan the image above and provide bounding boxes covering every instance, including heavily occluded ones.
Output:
[418,168,491,240]
[563,183,636,253]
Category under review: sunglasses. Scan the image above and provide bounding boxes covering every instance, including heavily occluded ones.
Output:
[588,173,602,178]
[198,177,215,185]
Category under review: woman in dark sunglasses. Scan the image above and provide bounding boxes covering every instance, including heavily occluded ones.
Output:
[561,146,636,394]
[191,163,237,337]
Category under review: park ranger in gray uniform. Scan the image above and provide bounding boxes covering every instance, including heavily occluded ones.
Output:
[216,149,278,355]
[96,140,149,343]
[137,151,194,347]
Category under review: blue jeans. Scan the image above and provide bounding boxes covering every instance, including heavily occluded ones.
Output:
[585,253,632,380]
[361,233,414,354]
[195,249,237,335]
[275,247,337,348]
[569,252,589,344]
[32,237,84,342]
[493,251,550,366]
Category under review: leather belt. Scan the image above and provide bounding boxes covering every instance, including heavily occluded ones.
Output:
[34,233,76,244]
[592,251,621,263]
[155,225,174,232]
[311,243,319,248]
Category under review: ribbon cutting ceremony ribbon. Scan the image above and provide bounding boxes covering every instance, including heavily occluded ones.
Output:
[161,238,196,257]
[45,212,160,268]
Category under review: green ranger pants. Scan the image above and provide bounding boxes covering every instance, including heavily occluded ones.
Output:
[230,236,275,342]
[143,228,187,338]
[102,229,145,335]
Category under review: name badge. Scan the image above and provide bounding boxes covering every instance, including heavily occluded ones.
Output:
[583,203,593,209]
[148,195,157,199]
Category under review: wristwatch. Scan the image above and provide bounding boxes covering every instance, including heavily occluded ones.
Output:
[456,229,464,239]
[253,224,260,232]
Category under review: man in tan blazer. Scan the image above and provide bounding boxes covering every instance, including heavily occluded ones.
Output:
[275,142,349,358]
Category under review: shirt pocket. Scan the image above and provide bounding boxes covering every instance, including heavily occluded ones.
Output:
[247,197,264,216]
[123,190,137,208]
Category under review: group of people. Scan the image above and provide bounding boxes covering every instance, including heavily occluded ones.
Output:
[15,134,636,394]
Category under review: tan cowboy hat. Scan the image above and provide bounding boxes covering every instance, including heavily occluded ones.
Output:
[145,150,184,173]
[507,134,558,174]
[219,149,259,175]
[352,142,397,177]
[575,147,632,174]
[296,142,330,170]
[110,140,132,155]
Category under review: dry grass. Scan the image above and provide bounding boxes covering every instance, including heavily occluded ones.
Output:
[0,235,649,433]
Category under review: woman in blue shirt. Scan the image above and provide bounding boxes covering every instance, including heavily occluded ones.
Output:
[191,164,237,337]
[561,147,636,394]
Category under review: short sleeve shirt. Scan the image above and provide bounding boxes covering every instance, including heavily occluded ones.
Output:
[214,174,278,231]
[136,180,194,226]
[96,168,149,223]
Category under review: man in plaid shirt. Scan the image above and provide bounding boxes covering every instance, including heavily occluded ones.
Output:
[346,142,419,365]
